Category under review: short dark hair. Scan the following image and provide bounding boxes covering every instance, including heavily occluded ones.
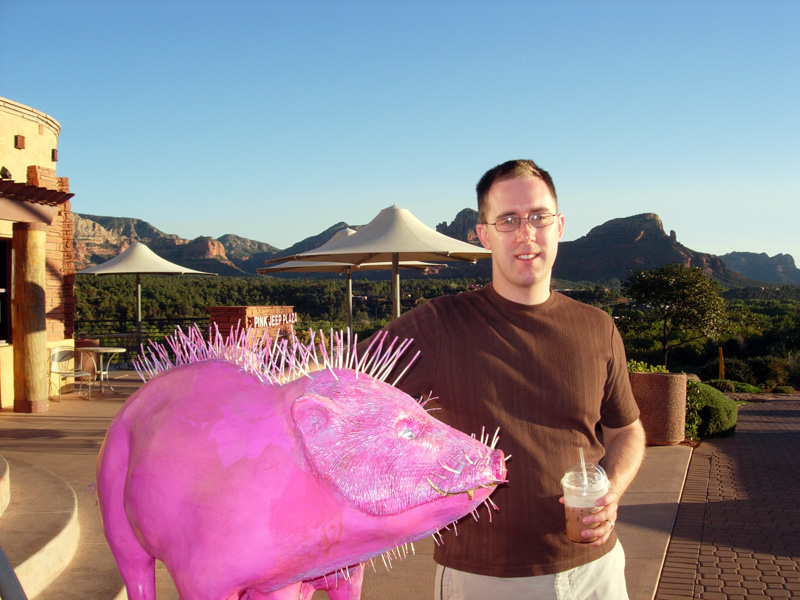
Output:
[476,159,557,223]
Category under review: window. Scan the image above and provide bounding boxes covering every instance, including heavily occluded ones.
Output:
[0,239,10,344]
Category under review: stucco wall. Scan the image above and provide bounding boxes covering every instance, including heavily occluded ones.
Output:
[0,97,74,409]
[0,97,61,183]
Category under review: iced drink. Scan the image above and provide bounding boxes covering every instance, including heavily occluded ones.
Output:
[561,461,609,543]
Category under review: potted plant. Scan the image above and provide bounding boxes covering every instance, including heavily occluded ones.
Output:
[628,361,687,446]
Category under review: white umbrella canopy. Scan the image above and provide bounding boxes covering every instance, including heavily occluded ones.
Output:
[77,242,216,341]
[258,256,443,330]
[260,225,449,273]
[264,206,491,317]
[271,206,491,264]
[77,242,216,276]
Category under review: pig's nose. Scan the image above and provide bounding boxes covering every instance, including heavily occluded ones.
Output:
[490,449,507,483]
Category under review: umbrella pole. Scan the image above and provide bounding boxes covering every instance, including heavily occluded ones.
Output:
[136,274,142,350]
[392,254,400,319]
[346,269,353,332]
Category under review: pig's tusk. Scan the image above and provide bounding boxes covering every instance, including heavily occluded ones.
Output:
[438,459,464,475]
[426,477,448,496]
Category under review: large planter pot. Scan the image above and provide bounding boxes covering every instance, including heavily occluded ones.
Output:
[629,372,688,446]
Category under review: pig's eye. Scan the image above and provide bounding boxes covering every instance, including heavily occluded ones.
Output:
[396,417,421,440]
[399,428,416,440]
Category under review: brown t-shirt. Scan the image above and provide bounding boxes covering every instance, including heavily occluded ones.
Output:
[363,284,640,577]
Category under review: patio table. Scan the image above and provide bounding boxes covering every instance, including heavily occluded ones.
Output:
[77,346,126,394]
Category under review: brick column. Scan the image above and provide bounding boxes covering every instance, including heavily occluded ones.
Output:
[12,222,49,413]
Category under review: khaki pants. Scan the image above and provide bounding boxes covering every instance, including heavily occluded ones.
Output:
[435,541,629,600]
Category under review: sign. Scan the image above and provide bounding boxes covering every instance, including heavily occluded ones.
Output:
[251,312,298,329]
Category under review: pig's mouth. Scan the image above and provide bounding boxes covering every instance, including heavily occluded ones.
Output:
[425,447,508,501]
[425,478,499,500]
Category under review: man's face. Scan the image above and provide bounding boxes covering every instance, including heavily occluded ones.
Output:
[476,176,564,305]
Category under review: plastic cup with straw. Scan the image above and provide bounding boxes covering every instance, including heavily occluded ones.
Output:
[560,449,610,543]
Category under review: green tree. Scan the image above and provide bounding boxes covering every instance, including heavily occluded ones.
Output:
[620,264,734,368]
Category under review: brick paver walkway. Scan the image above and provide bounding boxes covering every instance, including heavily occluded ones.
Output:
[655,398,800,599]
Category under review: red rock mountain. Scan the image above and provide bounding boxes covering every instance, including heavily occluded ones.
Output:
[74,212,796,286]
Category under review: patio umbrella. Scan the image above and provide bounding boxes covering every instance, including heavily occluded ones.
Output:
[259,262,442,330]
[264,206,491,318]
[259,229,444,329]
[76,242,217,343]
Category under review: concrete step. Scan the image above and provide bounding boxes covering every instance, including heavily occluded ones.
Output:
[0,459,176,600]
[1,455,10,516]
[0,456,79,599]
[33,537,127,600]
[0,454,145,600]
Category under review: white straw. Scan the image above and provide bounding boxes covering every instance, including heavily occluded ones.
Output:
[579,448,588,485]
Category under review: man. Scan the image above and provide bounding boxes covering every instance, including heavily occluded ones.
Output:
[361,159,645,599]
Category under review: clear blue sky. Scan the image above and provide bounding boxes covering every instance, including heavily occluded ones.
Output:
[5,0,799,263]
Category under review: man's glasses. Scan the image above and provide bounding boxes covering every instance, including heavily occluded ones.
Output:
[484,213,559,232]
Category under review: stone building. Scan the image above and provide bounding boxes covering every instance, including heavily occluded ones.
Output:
[0,96,77,412]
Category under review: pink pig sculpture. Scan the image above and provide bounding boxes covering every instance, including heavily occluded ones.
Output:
[96,326,507,600]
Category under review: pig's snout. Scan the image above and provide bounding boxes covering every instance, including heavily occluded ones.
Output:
[490,449,507,484]
[428,447,507,500]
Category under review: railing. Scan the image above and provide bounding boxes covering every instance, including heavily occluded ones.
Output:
[75,316,377,365]
[75,317,211,362]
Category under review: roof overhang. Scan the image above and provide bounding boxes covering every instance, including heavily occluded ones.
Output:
[0,180,74,225]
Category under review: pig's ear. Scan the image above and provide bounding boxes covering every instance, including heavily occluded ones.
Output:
[292,394,337,437]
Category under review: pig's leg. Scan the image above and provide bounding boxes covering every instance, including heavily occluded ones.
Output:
[298,565,364,600]
[324,564,364,600]
[96,434,156,600]
[298,581,316,600]
[241,582,302,599]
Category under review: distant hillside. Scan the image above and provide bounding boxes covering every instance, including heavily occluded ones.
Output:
[435,211,761,287]
[436,208,482,245]
[74,214,248,275]
[74,211,790,286]
[554,213,753,286]
[720,252,800,285]
[270,222,356,259]
[74,214,354,276]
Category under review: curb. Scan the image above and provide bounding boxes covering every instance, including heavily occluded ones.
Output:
[1,456,80,599]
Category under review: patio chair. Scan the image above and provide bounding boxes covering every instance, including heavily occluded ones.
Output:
[48,346,92,402]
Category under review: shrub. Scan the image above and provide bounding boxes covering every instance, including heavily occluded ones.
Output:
[786,353,800,388]
[699,357,756,385]
[687,381,738,438]
[732,381,763,394]
[627,360,668,373]
[704,379,764,394]
[705,379,736,393]
[772,385,795,394]
[685,381,703,442]
[748,355,790,388]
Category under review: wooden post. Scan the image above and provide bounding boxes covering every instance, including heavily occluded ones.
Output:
[12,222,49,413]
[392,254,400,319]
[345,268,353,332]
